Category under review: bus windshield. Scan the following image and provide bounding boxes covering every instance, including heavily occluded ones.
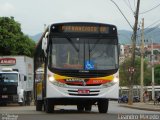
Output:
[0,73,18,83]
[49,37,118,70]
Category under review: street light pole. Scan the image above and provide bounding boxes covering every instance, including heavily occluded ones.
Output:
[140,18,144,103]
[151,38,155,100]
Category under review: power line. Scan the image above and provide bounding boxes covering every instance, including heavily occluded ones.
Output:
[144,19,160,30]
[123,0,134,15]
[110,0,133,30]
[140,3,160,14]
[137,19,160,37]
[144,23,160,34]
[137,25,160,37]
[128,0,135,14]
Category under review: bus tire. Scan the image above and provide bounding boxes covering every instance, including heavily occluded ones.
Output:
[85,104,92,112]
[0,103,7,106]
[36,100,43,111]
[98,99,109,113]
[77,105,84,112]
[45,99,54,113]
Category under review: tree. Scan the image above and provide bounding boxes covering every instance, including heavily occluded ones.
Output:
[119,58,130,86]
[119,57,151,86]
[0,17,35,57]
[154,64,160,85]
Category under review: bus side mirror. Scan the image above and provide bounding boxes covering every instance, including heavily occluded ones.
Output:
[24,76,27,81]
[42,32,49,56]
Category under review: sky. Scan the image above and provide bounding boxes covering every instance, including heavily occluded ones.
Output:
[0,0,160,36]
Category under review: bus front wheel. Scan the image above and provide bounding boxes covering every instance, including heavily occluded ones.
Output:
[36,100,43,111]
[98,99,109,113]
[85,104,92,112]
[77,105,84,112]
[45,99,54,113]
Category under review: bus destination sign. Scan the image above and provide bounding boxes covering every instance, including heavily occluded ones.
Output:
[60,25,109,33]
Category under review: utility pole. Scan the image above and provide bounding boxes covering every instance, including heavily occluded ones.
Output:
[140,18,144,103]
[128,0,140,105]
[151,38,155,100]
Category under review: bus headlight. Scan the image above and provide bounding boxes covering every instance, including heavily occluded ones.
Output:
[49,76,55,82]
[103,77,119,87]
[48,75,67,87]
[113,77,119,83]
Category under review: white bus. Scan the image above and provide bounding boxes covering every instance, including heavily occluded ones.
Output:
[34,22,119,113]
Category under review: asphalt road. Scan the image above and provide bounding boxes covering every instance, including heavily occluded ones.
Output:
[0,101,160,120]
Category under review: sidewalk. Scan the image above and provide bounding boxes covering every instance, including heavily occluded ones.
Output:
[119,101,160,111]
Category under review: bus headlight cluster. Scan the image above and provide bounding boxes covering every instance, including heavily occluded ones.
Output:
[113,77,119,83]
[48,75,67,87]
[48,76,55,82]
[103,77,119,87]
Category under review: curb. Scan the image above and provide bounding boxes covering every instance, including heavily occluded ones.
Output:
[119,104,160,112]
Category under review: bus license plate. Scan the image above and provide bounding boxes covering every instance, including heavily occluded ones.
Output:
[78,89,90,94]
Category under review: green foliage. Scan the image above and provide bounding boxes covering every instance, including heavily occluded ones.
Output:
[119,58,130,86]
[154,64,160,85]
[119,57,151,86]
[0,17,35,57]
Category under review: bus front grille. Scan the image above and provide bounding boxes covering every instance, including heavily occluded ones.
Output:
[67,89,100,96]
[66,83,101,86]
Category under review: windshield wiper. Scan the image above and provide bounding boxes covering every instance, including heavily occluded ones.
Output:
[89,39,101,52]
[64,34,79,52]
[88,39,102,58]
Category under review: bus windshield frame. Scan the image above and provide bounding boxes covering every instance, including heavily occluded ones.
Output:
[47,23,119,77]
[49,37,118,68]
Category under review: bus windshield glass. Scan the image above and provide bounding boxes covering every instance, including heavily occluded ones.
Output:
[0,73,18,83]
[49,37,118,70]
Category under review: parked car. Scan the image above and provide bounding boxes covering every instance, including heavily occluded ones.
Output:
[118,95,128,103]
[133,96,140,102]
[118,95,140,103]
[154,96,160,105]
